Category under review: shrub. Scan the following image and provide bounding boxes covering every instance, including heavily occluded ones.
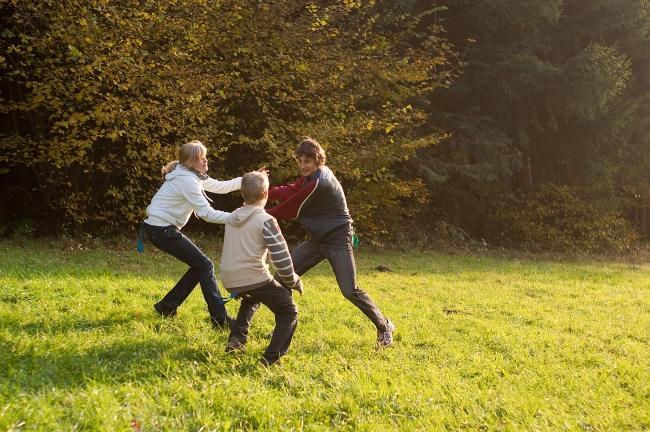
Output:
[0,0,454,236]
[427,177,637,253]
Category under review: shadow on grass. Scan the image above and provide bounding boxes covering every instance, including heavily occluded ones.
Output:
[1,338,179,392]
[3,242,618,287]
[1,313,136,336]
[0,245,187,280]
[0,314,222,394]
[0,313,266,395]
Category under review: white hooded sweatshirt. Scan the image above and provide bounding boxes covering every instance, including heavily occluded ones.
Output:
[144,164,242,228]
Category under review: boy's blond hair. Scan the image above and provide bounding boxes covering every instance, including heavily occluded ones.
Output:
[241,171,269,203]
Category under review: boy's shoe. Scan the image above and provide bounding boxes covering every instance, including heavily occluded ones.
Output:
[376,319,396,348]
[225,338,245,353]
[154,302,177,318]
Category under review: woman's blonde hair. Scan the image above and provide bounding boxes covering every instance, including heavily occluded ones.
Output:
[162,140,208,175]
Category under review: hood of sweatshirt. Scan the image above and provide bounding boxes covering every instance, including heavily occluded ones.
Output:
[227,205,265,227]
[165,164,197,182]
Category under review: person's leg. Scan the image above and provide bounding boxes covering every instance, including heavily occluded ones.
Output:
[274,239,325,286]
[256,282,298,365]
[156,267,198,314]
[228,293,261,349]
[323,228,390,332]
[145,224,228,323]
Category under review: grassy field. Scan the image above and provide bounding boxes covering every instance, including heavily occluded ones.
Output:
[1,238,649,431]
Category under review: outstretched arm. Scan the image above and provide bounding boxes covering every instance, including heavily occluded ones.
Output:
[268,176,309,202]
[181,179,230,224]
[266,177,318,220]
[202,176,242,194]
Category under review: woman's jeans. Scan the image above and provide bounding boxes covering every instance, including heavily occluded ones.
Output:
[276,224,389,332]
[144,223,228,325]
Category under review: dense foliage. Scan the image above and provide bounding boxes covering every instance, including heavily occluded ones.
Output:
[2,0,649,252]
[411,0,648,250]
[0,0,453,237]
[429,180,636,253]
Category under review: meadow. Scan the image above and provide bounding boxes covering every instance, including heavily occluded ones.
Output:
[1,238,648,431]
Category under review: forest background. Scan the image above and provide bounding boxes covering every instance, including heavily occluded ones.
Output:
[2,0,650,254]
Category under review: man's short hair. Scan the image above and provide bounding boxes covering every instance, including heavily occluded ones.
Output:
[293,136,326,166]
[241,171,269,203]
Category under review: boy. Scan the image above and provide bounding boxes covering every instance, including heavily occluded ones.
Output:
[219,171,303,366]
[266,137,395,347]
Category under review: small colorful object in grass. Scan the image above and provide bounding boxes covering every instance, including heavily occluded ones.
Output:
[352,232,359,248]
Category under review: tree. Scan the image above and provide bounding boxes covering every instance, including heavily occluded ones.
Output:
[0,0,456,237]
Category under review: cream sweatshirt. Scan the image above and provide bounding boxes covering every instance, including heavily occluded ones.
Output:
[219,204,302,294]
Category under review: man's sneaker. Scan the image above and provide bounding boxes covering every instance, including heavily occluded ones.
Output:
[225,338,245,353]
[154,302,177,318]
[377,319,396,347]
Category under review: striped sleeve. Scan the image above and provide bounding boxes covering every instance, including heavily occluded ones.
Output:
[262,218,299,289]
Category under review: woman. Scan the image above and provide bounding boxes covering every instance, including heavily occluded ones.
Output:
[265,137,395,347]
[142,140,241,329]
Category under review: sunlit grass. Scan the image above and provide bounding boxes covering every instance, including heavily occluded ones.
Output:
[1,239,649,431]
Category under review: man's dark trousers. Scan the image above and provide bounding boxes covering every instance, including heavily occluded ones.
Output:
[277,224,389,331]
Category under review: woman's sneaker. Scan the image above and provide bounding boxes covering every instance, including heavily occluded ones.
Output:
[154,302,177,318]
[377,320,396,347]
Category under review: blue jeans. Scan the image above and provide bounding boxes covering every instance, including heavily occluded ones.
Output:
[144,223,228,324]
[277,224,389,331]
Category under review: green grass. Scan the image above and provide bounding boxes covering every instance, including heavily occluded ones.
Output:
[1,239,649,431]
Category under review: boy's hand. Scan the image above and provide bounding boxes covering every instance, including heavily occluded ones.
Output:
[291,274,303,296]
[257,166,269,176]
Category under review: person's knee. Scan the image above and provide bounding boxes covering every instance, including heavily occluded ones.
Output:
[196,256,214,273]
[278,301,298,321]
[286,302,298,319]
[341,285,361,300]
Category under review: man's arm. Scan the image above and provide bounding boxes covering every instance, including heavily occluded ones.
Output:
[266,178,318,220]
[268,176,308,202]
[262,218,303,294]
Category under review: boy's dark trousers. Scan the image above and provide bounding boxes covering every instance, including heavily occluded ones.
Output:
[144,223,228,325]
[229,281,298,363]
